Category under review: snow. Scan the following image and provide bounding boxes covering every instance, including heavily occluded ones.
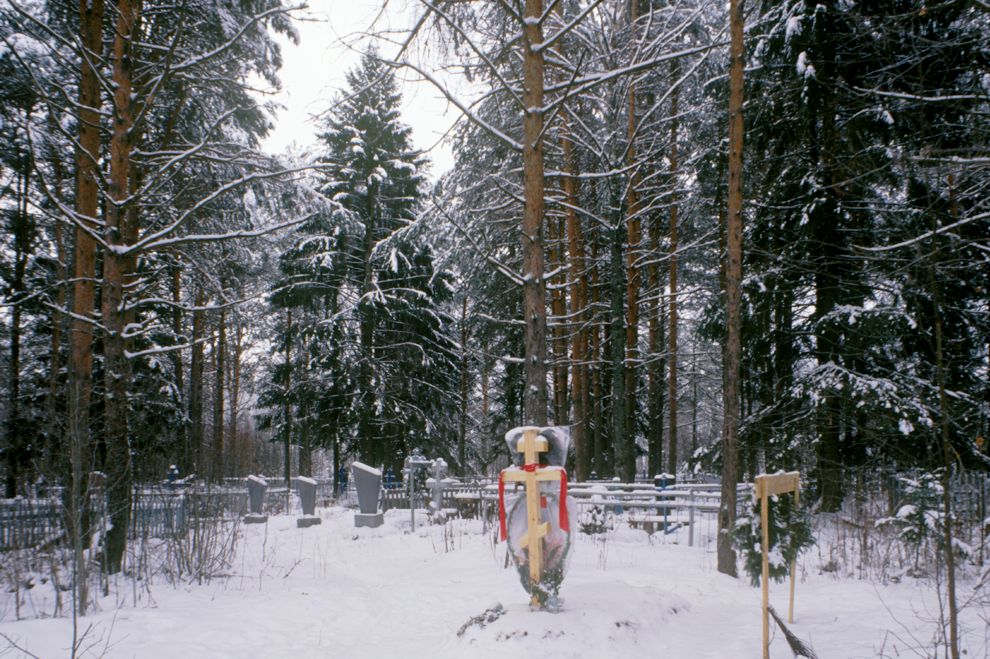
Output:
[785,16,802,42]
[297,476,317,486]
[795,52,816,79]
[351,461,381,477]
[1,508,986,658]
[247,474,267,486]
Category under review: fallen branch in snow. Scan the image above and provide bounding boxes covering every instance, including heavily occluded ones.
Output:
[768,605,819,659]
[457,603,506,637]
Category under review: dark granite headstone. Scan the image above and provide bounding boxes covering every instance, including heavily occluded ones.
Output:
[296,476,321,528]
[351,462,383,528]
[244,475,268,524]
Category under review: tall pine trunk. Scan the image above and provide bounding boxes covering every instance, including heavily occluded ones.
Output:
[646,231,665,478]
[102,0,141,574]
[190,286,205,475]
[459,297,469,474]
[65,0,104,615]
[549,216,569,425]
[589,239,605,475]
[6,149,32,497]
[563,114,590,480]
[717,0,745,578]
[622,0,641,482]
[521,0,548,427]
[931,182,960,659]
[172,263,186,472]
[46,144,67,477]
[666,61,681,477]
[284,309,293,487]
[610,213,628,479]
[212,308,226,482]
[227,313,242,474]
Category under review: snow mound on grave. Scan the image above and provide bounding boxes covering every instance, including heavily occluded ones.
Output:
[351,461,381,476]
[457,582,690,655]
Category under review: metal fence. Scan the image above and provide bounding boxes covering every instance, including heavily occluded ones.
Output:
[0,481,330,550]
[1,471,985,551]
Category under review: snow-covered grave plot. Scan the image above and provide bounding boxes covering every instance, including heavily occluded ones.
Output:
[0,506,987,658]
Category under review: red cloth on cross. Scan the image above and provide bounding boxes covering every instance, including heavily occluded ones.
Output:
[498,466,569,541]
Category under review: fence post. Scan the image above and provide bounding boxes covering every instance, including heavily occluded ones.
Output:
[688,490,695,547]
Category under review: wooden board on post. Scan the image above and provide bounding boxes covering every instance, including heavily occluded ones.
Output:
[500,427,565,608]
[754,471,800,659]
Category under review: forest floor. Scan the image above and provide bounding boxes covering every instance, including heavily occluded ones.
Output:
[0,505,987,658]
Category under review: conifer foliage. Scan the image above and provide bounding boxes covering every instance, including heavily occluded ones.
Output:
[260,53,459,475]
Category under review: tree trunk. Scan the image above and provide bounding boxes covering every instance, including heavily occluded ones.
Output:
[931,183,960,659]
[459,297,469,474]
[46,151,67,477]
[549,216,569,425]
[65,0,104,615]
[610,216,628,480]
[521,0,548,427]
[172,263,187,472]
[228,313,242,473]
[359,184,378,464]
[298,397,312,478]
[6,152,32,497]
[589,239,604,476]
[102,0,141,574]
[667,61,681,477]
[284,308,293,487]
[647,241,665,478]
[212,307,226,482]
[190,286,205,476]
[562,114,589,480]
[718,0,745,578]
[622,0,641,483]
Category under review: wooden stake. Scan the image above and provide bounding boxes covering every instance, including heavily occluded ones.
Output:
[789,482,799,623]
[759,477,770,659]
[755,471,800,659]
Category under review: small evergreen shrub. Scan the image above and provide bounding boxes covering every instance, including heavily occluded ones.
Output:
[734,492,814,587]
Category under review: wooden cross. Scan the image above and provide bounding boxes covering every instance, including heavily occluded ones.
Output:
[501,426,565,607]
[754,471,801,659]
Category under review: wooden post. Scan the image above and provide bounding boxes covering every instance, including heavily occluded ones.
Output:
[755,471,800,659]
[759,477,770,659]
[789,481,799,623]
[501,427,565,608]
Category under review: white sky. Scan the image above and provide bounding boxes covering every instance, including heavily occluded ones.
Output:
[262,0,459,178]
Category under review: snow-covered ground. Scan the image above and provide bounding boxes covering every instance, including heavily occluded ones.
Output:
[1,506,986,658]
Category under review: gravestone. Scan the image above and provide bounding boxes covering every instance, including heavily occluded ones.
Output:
[403,449,433,531]
[244,475,268,524]
[427,458,448,523]
[351,462,384,528]
[296,476,321,528]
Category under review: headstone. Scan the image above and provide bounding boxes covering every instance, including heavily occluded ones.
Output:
[428,459,448,522]
[244,475,268,524]
[296,476,321,528]
[403,449,433,531]
[351,462,384,528]
[166,464,180,491]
